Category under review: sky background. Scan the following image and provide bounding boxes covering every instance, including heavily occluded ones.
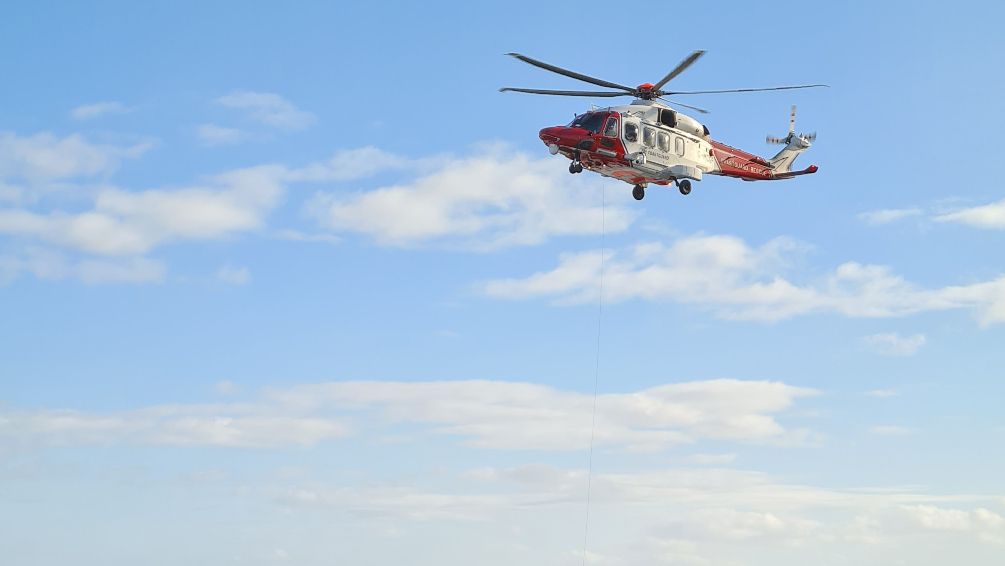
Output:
[2,1,1005,565]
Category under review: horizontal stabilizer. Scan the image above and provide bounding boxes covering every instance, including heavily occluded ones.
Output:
[773,164,818,179]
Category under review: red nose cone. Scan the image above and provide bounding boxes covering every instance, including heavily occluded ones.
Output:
[539,126,589,149]
[539,127,562,144]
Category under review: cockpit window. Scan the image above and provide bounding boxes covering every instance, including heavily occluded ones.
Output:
[569,112,607,133]
[603,117,618,137]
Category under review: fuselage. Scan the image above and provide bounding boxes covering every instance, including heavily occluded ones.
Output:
[538,100,816,187]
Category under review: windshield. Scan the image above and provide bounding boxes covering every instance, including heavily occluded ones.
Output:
[568,112,607,133]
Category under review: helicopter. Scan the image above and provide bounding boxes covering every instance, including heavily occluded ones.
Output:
[500,51,826,200]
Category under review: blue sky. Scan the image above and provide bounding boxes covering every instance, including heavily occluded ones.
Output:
[2,1,1005,565]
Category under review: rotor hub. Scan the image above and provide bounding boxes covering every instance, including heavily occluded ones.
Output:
[636,83,657,99]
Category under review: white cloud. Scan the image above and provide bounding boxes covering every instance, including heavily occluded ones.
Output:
[645,538,715,566]
[269,378,818,451]
[859,200,1005,232]
[0,247,66,283]
[0,378,815,452]
[77,256,166,284]
[8,144,627,284]
[217,91,315,131]
[870,425,915,436]
[936,199,1005,229]
[854,505,1005,545]
[70,101,130,120]
[287,146,428,183]
[0,140,286,283]
[863,332,926,356]
[685,453,737,465]
[0,182,23,203]
[271,463,1005,557]
[480,234,1005,325]
[0,164,286,255]
[272,229,341,245]
[0,144,643,274]
[215,380,240,395]
[216,264,251,285]
[197,123,250,146]
[277,485,509,522]
[0,404,346,449]
[858,207,922,225]
[307,148,638,250]
[903,504,975,531]
[662,508,819,541]
[567,550,620,566]
[0,131,150,182]
[0,248,165,284]
[865,389,899,398]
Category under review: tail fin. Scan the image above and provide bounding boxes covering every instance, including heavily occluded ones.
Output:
[766,105,816,174]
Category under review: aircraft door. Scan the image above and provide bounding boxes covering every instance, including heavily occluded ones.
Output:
[599,115,620,152]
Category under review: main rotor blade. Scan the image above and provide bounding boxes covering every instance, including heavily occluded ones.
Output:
[652,50,706,91]
[658,98,710,115]
[506,53,635,92]
[499,87,629,97]
[666,84,829,95]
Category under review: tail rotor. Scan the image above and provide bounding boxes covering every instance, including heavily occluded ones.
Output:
[766,105,816,146]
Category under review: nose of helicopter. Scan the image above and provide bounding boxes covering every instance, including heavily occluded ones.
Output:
[539,126,590,150]
[539,126,564,145]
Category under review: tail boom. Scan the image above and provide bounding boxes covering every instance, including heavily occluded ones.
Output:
[707,139,818,181]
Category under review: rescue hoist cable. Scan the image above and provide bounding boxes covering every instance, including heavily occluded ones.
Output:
[582,183,606,566]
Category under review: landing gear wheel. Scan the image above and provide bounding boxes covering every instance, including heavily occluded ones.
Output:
[632,184,645,201]
[575,163,583,173]
[569,162,583,174]
[678,179,692,196]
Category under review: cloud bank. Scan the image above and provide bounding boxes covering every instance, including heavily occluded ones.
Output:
[481,234,1005,325]
[0,378,815,451]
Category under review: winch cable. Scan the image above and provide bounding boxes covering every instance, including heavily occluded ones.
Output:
[582,183,606,566]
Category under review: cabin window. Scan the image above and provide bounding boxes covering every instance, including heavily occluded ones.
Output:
[642,127,656,147]
[624,122,638,142]
[603,117,619,137]
[675,136,685,157]
[657,132,670,152]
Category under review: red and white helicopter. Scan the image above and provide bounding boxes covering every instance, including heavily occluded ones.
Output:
[501,51,826,200]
